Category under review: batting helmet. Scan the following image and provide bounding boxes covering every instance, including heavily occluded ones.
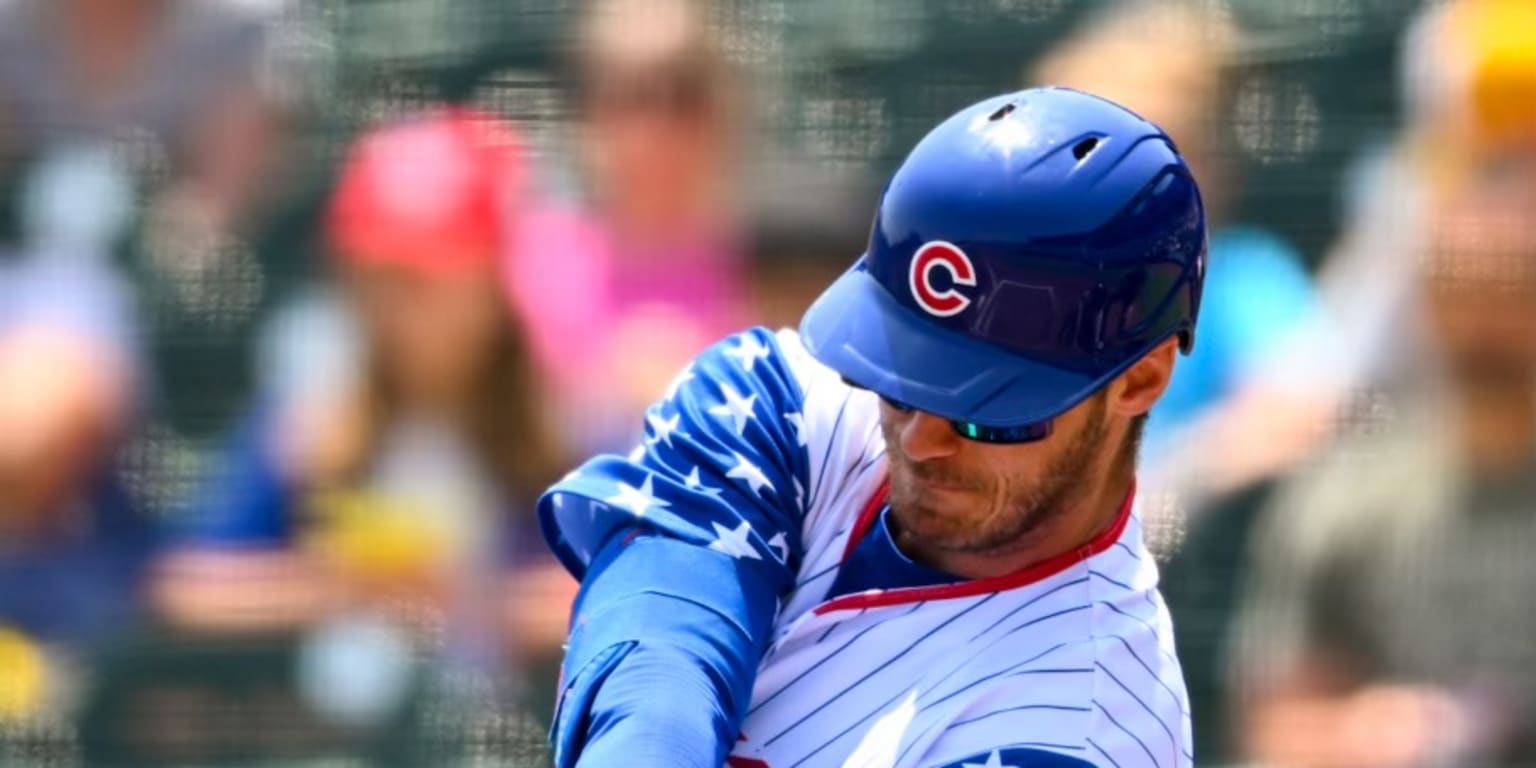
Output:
[801,87,1206,428]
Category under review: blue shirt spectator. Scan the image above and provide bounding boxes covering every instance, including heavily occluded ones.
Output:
[0,473,159,646]
[1145,226,1319,451]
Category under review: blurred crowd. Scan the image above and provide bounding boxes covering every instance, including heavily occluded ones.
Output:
[1,0,1535,765]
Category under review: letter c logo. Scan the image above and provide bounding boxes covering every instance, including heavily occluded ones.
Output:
[908,241,976,317]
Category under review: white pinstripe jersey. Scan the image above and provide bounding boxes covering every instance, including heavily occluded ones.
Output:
[543,328,1193,768]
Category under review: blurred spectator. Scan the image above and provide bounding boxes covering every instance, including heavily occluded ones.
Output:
[0,258,155,714]
[0,0,284,240]
[506,0,749,454]
[1031,0,1328,502]
[1233,175,1536,768]
[1030,6,1325,758]
[153,109,570,679]
[0,0,297,517]
[1401,0,1536,195]
[1307,0,1536,412]
[1150,5,1536,758]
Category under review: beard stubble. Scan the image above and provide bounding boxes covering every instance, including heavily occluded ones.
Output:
[885,395,1111,555]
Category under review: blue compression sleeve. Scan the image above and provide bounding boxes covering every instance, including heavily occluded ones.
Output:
[552,531,780,768]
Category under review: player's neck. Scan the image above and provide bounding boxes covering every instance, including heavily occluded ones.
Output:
[915,472,1133,582]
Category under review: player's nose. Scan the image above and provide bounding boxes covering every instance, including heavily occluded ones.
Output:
[899,411,962,462]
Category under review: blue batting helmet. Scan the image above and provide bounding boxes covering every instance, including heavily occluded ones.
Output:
[801,87,1207,428]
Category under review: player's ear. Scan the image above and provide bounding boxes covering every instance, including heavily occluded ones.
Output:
[1106,337,1179,420]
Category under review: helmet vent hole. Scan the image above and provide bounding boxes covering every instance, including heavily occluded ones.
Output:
[1072,137,1100,160]
[988,103,1016,121]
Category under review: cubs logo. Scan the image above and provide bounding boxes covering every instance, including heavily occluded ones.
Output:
[908,241,976,317]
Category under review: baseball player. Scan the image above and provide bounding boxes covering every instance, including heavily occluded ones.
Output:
[540,87,1206,768]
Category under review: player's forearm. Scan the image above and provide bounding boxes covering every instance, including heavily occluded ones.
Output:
[551,533,778,768]
[575,643,736,768]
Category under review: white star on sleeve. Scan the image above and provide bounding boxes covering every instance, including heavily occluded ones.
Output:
[646,411,682,448]
[707,382,758,435]
[784,411,807,446]
[767,532,789,562]
[708,521,761,560]
[664,364,696,402]
[962,750,1016,768]
[725,451,774,496]
[723,334,771,372]
[603,475,670,518]
[683,466,725,499]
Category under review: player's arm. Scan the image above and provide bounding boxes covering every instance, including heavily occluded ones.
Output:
[539,329,809,768]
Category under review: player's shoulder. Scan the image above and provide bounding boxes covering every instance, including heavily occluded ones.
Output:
[700,325,845,384]
[689,328,885,542]
[768,327,839,387]
[686,327,806,391]
[765,326,885,483]
[684,326,869,423]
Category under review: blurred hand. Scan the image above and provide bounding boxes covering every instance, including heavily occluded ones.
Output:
[152,549,343,634]
[501,561,579,660]
[1338,684,1469,768]
[0,326,127,523]
[1249,682,1473,768]
[154,543,470,637]
[1207,387,1336,486]
[1149,385,1336,505]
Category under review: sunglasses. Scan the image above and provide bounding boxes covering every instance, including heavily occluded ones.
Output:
[842,378,1054,445]
[583,67,717,118]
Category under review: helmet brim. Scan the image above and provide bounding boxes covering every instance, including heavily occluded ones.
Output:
[800,264,1115,428]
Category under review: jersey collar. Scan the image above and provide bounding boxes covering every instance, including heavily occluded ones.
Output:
[815,477,1137,615]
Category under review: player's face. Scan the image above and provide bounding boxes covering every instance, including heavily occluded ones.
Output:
[880,389,1118,557]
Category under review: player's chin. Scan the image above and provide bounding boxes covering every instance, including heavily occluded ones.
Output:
[892,488,984,538]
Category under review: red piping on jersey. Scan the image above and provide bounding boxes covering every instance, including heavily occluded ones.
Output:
[726,733,770,768]
[839,477,892,563]
[814,478,1137,615]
